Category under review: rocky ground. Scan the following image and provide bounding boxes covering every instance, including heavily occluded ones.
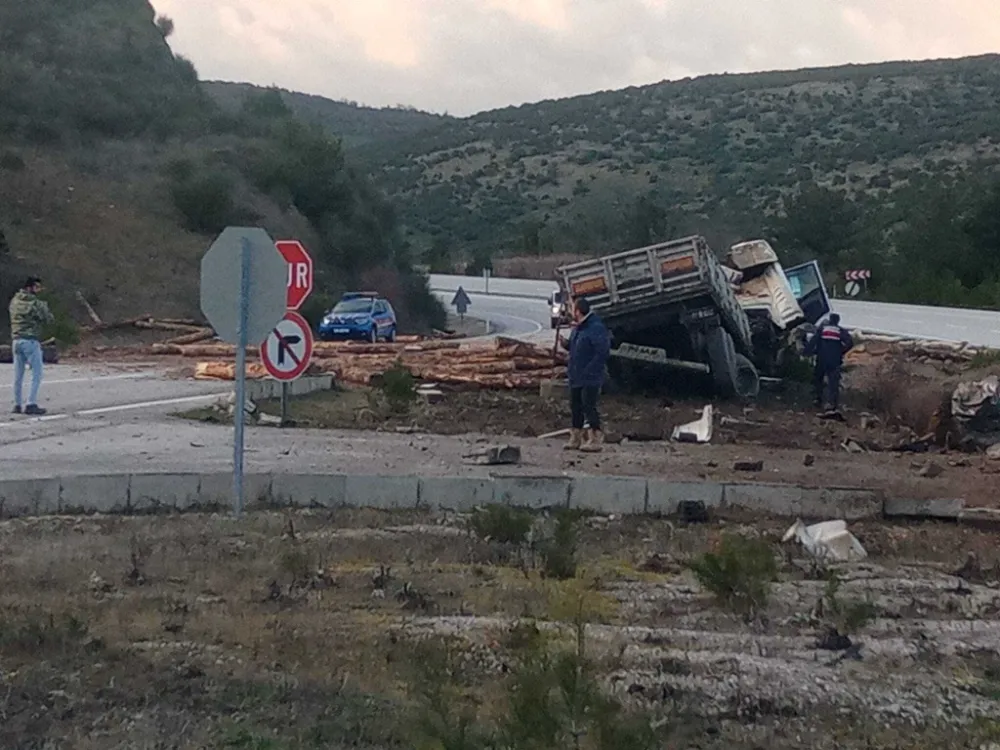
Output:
[3,508,1000,748]
[181,362,1000,507]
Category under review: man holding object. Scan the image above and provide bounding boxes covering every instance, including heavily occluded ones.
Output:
[9,276,54,415]
[559,297,611,452]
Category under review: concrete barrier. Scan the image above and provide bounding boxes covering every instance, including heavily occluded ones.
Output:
[197,473,273,509]
[0,478,60,516]
[493,475,571,509]
[60,475,130,514]
[883,497,966,519]
[723,483,882,521]
[247,375,334,402]
[130,473,201,512]
[345,474,422,509]
[271,473,345,508]
[420,476,494,512]
[0,470,949,523]
[647,480,725,515]
[570,476,646,514]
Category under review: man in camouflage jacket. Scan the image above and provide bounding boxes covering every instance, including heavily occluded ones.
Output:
[9,276,54,415]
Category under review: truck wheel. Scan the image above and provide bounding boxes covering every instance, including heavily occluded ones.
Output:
[605,359,636,394]
[733,354,760,401]
[706,326,738,397]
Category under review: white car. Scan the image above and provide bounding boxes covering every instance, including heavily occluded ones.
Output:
[548,289,570,328]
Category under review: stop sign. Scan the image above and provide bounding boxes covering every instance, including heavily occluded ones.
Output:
[275,240,313,310]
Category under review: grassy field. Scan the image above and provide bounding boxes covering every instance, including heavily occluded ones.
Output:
[3,507,1000,748]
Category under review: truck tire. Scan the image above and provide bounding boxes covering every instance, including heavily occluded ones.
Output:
[706,326,739,397]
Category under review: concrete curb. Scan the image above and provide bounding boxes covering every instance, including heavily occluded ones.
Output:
[0,471,896,520]
[247,375,334,401]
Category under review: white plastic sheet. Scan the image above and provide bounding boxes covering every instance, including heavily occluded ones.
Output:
[782,519,868,562]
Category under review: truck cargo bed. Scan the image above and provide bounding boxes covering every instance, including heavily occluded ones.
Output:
[556,235,753,355]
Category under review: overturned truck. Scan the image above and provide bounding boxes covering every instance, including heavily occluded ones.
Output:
[555,236,830,399]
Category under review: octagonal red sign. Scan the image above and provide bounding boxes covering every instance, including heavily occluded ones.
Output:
[275,240,314,311]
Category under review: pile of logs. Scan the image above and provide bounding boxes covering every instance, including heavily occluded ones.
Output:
[81,316,217,346]
[189,337,566,389]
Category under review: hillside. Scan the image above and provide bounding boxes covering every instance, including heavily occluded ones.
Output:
[203,81,451,148]
[356,55,1000,263]
[0,0,444,341]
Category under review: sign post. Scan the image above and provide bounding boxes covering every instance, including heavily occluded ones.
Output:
[451,286,471,321]
[845,269,871,296]
[270,240,315,424]
[200,227,287,516]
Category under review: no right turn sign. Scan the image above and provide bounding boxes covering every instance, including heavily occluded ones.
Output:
[261,311,314,381]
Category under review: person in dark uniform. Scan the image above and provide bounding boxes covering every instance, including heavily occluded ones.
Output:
[804,313,854,411]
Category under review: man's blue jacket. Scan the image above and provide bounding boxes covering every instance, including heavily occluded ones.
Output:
[804,319,854,370]
[566,313,611,388]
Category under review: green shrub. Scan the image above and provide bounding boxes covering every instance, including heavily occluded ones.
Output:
[689,533,778,618]
[298,292,336,331]
[169,171,240,234]
[469,504,533,545]
[378,361,417,414]
[40,292,80,346]
[823,571,876,636]
[541,510,580,581]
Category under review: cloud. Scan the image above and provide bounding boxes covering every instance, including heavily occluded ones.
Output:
[150,0,1000,115]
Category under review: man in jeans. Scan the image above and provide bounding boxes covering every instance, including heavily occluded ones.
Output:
[559,297,611,452]
[9,276,54,415]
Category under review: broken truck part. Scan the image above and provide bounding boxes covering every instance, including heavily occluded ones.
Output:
[555,235,830,400]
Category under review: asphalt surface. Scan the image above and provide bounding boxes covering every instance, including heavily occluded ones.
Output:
[0,362,230,474]
[430,273,1000,348]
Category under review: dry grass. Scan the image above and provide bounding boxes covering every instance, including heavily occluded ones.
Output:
[851,360,952,434]
[3,509,1000,748]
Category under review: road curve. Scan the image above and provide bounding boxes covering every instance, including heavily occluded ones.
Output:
[430,274,1000,348]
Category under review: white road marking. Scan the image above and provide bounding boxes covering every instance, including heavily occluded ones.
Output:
[0,372,154,387]
[0,393,224,428]
[76,393,223,416]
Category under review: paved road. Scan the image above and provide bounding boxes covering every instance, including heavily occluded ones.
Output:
[433,291,545,337]
[0,362,230,457]
[430,274,1000,348]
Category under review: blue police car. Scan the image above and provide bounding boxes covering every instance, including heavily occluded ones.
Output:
[318,292,398,343]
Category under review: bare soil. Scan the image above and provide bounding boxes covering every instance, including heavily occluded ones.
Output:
[3,509,1000,748]
[199,376,1000,508]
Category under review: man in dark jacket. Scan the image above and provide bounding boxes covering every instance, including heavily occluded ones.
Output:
[559,297,611,451]
[804,312,854,412]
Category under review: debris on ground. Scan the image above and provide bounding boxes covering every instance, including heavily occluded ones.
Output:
[539,428,572,440]
[672,405,713,443]
[782,519,868,562]
[841,438,868,454]
[918,461,945,479]
[951,375,1000,451]
[678,500,710,523]
[733,459,764,472]
[463,444,522,465]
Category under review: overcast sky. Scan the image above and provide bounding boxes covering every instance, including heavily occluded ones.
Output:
[150,0,1000,116]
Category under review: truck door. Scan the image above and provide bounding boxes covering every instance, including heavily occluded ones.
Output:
[784,260,831,325]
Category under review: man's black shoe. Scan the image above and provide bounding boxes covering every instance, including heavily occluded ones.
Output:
[24,405,46,416]
[12,405,21,414]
